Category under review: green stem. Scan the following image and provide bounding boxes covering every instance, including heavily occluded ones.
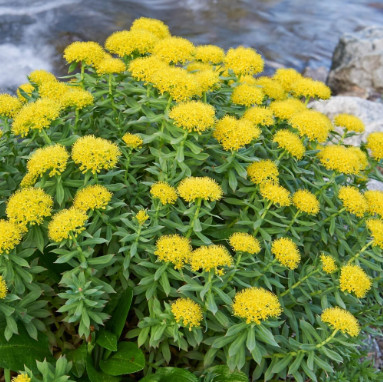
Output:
[322,207,346,223]
[275,150,286,165]
[254,200,272,236]
[222,252,243,289]
[315,172,336,196]
[40,129,52,145]
[338,131,347,145]
[74,108,79,130]
[124,152,132,182]
[186,198,202,238]
[254,258,278,283]
[285,210,300,233]
[203,92,207,103]
[280,268,320,297]
[80,63,85,88]
[304,96,310,106]
[347,241,373,264]
[4,369,10,382]
[83,172,91,186]
[316,329,338,348]
[154,200,162,225]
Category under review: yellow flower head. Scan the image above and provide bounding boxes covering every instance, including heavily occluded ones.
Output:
[247,160,279,185]
[186,61,212,73]
[318,146,366,175]
[293,189,320,215]
[271,237,300,269]
[340,264,371,298]
[238,75,257,85]
[254,77,286,100]
[229,232,261,254]
[273,68,303,92]
[95,57,126,75]
[270,98,307,120]
[48,208,87,242]
[334,114,365,133]
[194,69,221,93]
[169,101,215,134]
[290,110,332,143]
[7,188,53,232]
[135,210,149,225]
[64,41,105,66]
[153,37,195,64]
[155,235,192,269]
[195,45,225,64]
[320,254,337,274]
[151,66,200,102]
[130,17,170,40]
[365,190,383,218]
[338,186,367,217]
[231,84,264,107]
[17,83,35,103]
[213,116,261,151]
[190,245,233,274]
[232,287,282,324]
[73,185,112,212]
[0,94,22,118]
[224,46,264,76]
[366,218,383,249]
[177,177,223,202]
[0,276,7,299]
[273,129,305,160]
[128,56,167,83]
[21,144,69,187]
[12,98,61,137]
[72,135,120,174]
[321,307,360,337]
[150,182,178,205]
[291,77,331,100]
[122,133,143,149]
[367,132,383,160]
[260,182,291,207]
[28,70,56,85]
[171,298,203,330]
[105,30,158,57]
[243,107,274,126]
[0,220,22,254]
[60,89,94,110]
[38,81,69,102]
[12,374,31,382]
[348,146,368,170]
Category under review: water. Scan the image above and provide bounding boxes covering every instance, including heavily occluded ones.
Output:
[0,0,382,92]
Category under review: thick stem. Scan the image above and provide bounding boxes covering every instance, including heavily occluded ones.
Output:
[74,108,79,131]
[254,258,278,283]
[285,210,300,233]
[186,198,202,238]
[222,252,243,289]
[254,200,272,236]
[4,369,10,382]
[80,63,85,88]
[280,268,320,297]
[347,241,373,264]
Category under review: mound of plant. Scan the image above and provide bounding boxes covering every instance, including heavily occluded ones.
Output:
[1,17,383,382]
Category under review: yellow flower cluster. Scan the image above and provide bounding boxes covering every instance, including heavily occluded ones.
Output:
[271,237,300,269]
[0,276,7,299]
[273,129,305,159]
[187,61,212,73]
[367,132,383,160]
[321,307,360,337]
[291,78,331,100]
[73,185,112,212]
[224,46,264,76]
[48,208,87,242]
[232,287,282,324]
[171,298,203,329]
[273,68,302,92]
[21,144,69,187]
[254,77,285,100]
[28,70,56,85]
[247,160,279,185]
[38,81,69,102]
[243,107,274,126]
[366,219,383,249]
[0,220,22,254]
[17,83,34,102]
[270,98,307,121]
[231,84,264,107]
[169,101,216,133]
[0,94,22,118]
[122,133,143,149]
[135,210,149,225]
[292,189,320,215]
[6,188,53,232]
[213,116,261,151]
[364,190,383,217]
[12,98,61,137]
[71,135,120,174]
[190,245,233,273]
[260,182,291,207]
[177,177,223,202]
[60,88,94,110]
[128,56,167,83]
[64,41,105,66]
[153,37,195,64]
[155,235,192,269]
[320,254,337,274]
[195,45,225,64]
[12,374,31,382]
[194,69,220,93]
[289,110,332,142]
[318,146,366,175]
[96,57,126,75]
[334,114,365,133]
[130,17,170,40]
[150,182,178,205]
[229,232,261,254]
[338,186,367,217]
[339,264,371,298]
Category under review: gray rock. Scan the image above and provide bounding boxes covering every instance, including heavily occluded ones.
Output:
[327,26,383,98]
[302,66,329,83]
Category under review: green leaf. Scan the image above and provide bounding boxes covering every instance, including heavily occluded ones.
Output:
[288,351,305,375]
[66,344,87,378]
[255,325,279,347]
[86,356,120,382]
[96,329,118,352]
[139,367,198,382]
[99,342,145,376]
[203,366,248,382]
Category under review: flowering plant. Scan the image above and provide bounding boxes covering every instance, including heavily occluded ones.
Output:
[1,17,383,382]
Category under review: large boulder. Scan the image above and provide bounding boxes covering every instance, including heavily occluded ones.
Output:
[327,26,383,98]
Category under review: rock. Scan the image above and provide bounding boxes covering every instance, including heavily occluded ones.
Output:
[327,26,383,98]
[302,66,329,83]
[310,96,383,146]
